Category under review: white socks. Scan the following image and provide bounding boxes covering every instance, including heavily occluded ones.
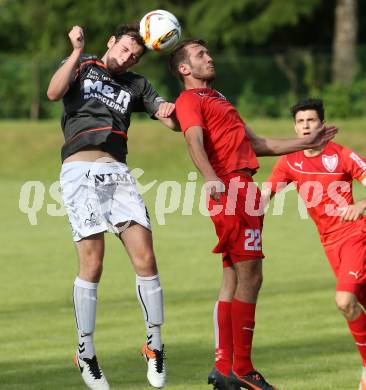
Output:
[136,274,164,351]
[73,277,98,359]
[73,274,164,358]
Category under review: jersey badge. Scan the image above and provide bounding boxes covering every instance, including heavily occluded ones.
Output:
[322,154,338,172]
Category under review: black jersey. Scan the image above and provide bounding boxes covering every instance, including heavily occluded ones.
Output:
[60,54,165,162]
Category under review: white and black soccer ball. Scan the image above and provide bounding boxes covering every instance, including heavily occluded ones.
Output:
[139,9,181,51]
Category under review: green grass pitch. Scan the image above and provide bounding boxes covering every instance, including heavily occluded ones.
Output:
[0,118,365,389]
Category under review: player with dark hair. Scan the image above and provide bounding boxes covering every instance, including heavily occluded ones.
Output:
[290,98,325,121]
[169,40,337,390]
[266,98,366,390]
[47,24,177,390]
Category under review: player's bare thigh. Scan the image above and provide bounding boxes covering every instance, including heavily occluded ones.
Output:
[119,222,158,277]
[75,233,105,283]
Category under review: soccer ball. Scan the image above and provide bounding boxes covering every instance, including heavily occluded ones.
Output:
[139,10,181,51]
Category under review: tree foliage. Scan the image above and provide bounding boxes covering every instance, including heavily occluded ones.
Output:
[0,0,364,118]
[0,0,331,55]
[185,0,322,48]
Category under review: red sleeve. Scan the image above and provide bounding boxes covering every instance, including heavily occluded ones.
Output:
[175,92,205,133]
[266,156,292,193]
[341,146,366,185]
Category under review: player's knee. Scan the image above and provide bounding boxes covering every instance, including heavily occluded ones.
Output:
[81,256,103,280]
[222,271,237,294]
[88,263,103,281]
[132,252,157,276]
[221,281,236,299]
[92,261,103,277]
[251,272,263,292]
[236,273,262,300]
[335,295,358,320]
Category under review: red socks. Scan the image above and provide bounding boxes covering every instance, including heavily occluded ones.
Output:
[215,298,366,377]
[214,299,256,376]
[231,298,256,376]
[348,310,366,366]
[214,301,233,375]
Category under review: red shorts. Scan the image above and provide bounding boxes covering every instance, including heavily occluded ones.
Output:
[208,172,264,267]
[324,226,366,298]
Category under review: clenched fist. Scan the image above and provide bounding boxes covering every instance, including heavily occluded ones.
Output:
[69,26,84,51]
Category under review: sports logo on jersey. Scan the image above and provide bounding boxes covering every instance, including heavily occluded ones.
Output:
[322,154,338,172]
[349,270,360,280]
[83,79,131,113]
[294,161,304,170]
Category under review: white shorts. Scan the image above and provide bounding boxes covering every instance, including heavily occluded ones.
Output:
[60,161,151,241]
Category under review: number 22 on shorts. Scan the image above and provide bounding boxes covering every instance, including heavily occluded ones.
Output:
[244,229,262,251]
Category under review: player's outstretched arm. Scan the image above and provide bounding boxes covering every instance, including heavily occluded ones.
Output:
[47,26,84,101]
[246,125,338,156]
[155,102,181,131]
[185,126,224,201]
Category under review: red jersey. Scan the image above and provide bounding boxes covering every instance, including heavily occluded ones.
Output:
[267,141,366,246]
[175,88,259,177]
